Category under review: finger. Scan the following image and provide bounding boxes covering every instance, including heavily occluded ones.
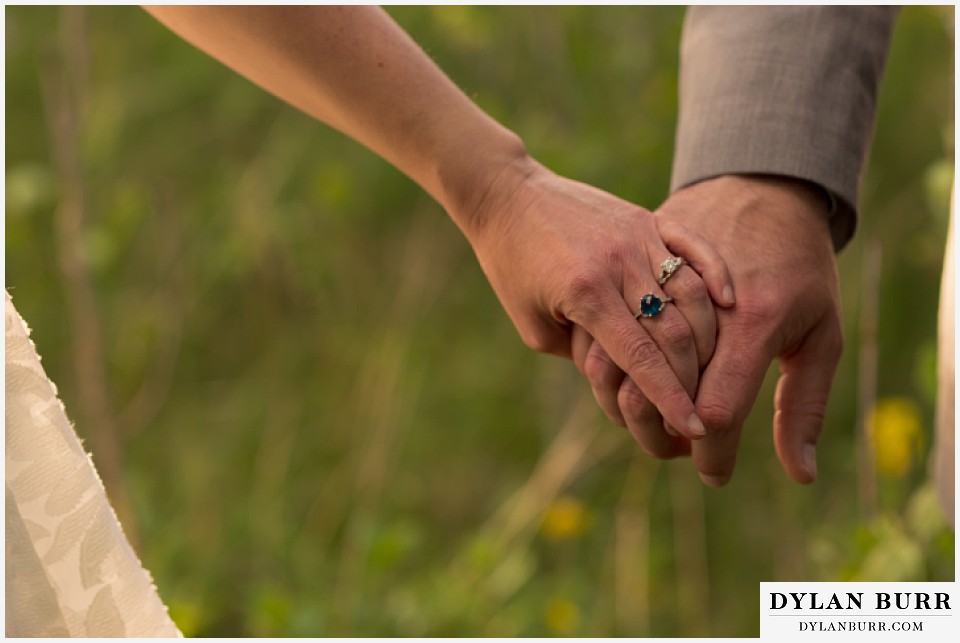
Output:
[661,265,717,368]
[583,338,681,439]
[636,297,699,399]
[690,319,774,487]
[656,217,736,307]
[588,338,680,439]
[618,377,691,459]
[572,324,627,426]
[773,316,843,484]
[567,283,705,440]
[636,235,703,438]
[570,322,594,373]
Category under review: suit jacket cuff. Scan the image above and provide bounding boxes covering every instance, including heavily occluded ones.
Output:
[670,6,897,251]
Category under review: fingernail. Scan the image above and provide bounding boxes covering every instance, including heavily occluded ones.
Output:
[688,414,706,438]
[723,285,735,306]
[803,444,817,480]
[700,473,729,488]
[664,422,679,437]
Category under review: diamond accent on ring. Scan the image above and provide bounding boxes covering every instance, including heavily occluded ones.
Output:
[661,256,682,274]
[658,256,684,285]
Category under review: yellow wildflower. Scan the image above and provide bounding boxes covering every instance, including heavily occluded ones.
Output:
[545,598,581,636]
[541,495,588,541]
[867,397,924,478]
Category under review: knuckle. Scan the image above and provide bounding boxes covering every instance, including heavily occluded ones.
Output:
[519,325,560,354]
[737,294,781,328]
[584,349,619,391]
[617,381,649,419]
[667,271,708,302]
[657,317,694,353]
[621,334,664,374]
[564,272,605,304]
[697,399,737,433]
[601,241,629,267]
[561,272,606,320]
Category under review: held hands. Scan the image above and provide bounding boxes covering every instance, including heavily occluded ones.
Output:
[454,153,735,442]
[459,156,841,487]
[567,176,842,487]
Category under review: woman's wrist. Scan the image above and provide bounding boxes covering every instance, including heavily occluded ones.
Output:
[432,123,537,242]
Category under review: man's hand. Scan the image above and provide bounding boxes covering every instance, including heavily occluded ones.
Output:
[661,175,844,486]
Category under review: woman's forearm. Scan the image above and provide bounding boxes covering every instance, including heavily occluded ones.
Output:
[144,5,529,234]
[143,5,724,438]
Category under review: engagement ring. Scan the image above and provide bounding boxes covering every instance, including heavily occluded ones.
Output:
[657,256,685,286]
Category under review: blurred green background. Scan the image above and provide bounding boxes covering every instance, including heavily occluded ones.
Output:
[5,5,954,637]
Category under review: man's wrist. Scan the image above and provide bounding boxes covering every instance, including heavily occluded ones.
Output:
[787,178,837,218]
[665,175,838,253]
[728,174,834,218]
[725,174,837,235]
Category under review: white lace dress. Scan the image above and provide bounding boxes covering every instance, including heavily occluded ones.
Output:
[5,292,181,637]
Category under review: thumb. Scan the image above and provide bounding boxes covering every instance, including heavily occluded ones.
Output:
[773,316,844,484]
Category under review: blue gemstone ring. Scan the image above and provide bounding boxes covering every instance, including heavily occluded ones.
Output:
[634,293,674,319]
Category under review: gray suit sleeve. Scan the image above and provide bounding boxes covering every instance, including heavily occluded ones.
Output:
[671,6,897,250]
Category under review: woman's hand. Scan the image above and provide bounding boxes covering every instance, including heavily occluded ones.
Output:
[454,154,734,440]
